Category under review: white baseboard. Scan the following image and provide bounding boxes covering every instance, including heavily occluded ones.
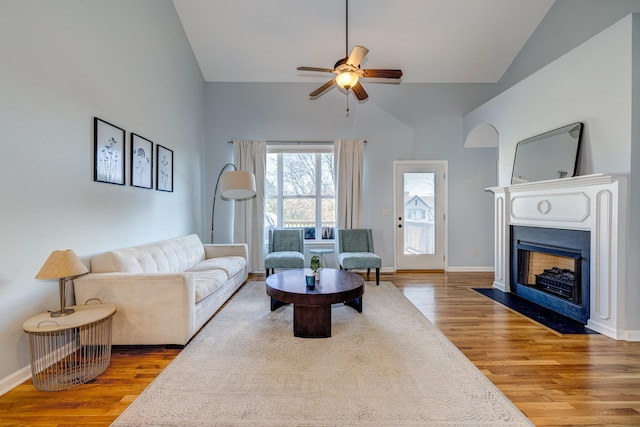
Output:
[586,320,620,340]
[0,339,78,396]
[0,365,31,397]
[492,281,506,292]
[585,320,640,341]
[385,267,494,273]
[257,267,494,274]
[445,266,494,273]
[623,330,640,342]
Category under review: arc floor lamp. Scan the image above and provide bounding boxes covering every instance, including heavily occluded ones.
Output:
[211,163,257,243]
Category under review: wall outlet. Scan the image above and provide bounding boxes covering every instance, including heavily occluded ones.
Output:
[383,208,391,216]
[472,249,477,257]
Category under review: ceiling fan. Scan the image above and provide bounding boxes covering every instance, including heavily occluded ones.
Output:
[297,0,403,101]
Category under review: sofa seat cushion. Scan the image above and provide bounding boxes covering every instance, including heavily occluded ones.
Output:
[187,256,246,279]
[193,269,228,303]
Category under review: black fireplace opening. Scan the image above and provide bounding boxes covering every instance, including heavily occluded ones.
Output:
[511,226,590,324]
[517,245,581,304]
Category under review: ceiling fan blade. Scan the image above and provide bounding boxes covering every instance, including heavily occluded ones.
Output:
[347,45,369,68]
[361,69,403,79]
[309,79,336,98]
[351,81,368,101]
[297,66,336,73]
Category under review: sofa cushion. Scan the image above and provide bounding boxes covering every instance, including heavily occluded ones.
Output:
[91,235,206,273]
[188,256,246,279]
[193,270,228,303]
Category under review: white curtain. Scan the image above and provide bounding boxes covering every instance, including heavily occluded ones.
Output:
[335,139,365,229]
[233,140,266,272]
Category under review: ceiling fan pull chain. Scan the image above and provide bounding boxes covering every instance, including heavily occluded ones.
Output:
[346,93,350,117]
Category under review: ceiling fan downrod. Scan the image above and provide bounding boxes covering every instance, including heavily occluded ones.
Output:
[345,0,349,58]
[345,0,351,116]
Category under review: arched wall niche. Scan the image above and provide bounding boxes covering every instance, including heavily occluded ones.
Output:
[464,123,498,148]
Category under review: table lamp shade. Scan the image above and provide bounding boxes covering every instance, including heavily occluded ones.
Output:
[36,250,88,280]
[36,250,88,317]
[219,170,256,200]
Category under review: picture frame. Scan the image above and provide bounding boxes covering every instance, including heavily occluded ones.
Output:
[156,144,173,192]
[130,133,153,189]
[94,117,125,185]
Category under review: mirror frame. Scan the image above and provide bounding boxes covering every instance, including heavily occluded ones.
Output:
[511,122,584,185]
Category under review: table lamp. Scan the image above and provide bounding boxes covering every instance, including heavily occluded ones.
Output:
[35,249,89,317]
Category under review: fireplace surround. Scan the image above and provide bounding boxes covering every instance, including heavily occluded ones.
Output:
[487,174,628,339]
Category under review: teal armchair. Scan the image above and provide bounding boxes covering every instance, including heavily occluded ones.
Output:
[336,228,381,285]
[264,229,305,277]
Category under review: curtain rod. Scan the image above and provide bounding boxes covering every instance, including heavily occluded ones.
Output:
[228,140,367,144]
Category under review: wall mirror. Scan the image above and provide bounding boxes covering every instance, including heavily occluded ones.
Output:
[511,122,584,185]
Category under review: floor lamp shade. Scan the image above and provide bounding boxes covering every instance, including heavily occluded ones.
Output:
[220,170,256,200]
[211,163,257,243]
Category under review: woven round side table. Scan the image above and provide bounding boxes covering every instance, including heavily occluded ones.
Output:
[23,303,116,391]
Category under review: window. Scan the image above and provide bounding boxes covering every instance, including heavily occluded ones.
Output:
[265,145,335,241]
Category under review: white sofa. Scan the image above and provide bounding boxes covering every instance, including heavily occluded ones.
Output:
[73,234,248,346]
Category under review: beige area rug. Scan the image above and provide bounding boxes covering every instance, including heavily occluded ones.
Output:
[111,281,533,427]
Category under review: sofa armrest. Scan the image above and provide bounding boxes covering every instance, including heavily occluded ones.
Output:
[73,272,196,345]
[203,243,248,260]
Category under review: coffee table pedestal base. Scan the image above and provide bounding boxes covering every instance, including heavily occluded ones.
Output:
[294,304,331,338]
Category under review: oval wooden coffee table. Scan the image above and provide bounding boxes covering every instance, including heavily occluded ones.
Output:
[266,268,364,338]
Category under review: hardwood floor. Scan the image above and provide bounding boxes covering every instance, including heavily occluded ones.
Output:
[2,271,640,426]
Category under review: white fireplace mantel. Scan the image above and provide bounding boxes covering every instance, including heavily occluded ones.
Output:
[486,173,629,340]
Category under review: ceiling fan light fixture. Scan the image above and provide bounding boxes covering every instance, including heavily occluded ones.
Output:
[336,71,359,89]
[297,0,401,102]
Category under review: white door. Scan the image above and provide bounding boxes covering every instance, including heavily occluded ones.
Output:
[394,161,447,270]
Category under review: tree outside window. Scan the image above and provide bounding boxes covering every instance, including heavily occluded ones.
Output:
[265,147,335,241]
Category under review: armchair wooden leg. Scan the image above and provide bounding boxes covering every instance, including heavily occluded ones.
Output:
[366,268,370,278]
[376,268,380,286]
[265,268,270,278]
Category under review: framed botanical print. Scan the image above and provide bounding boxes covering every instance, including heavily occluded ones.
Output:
[156,144,173,192]
[130,133,153,189]
[94,117,125,185]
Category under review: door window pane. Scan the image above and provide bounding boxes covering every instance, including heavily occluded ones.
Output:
[403,172,435,255]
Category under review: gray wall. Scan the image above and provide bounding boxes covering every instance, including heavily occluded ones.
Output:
[466,14,634,186]
[467,14,640,337]
[496,1,640,337]
[0,0,205,387]
[499,0,640,92]
[204,82,498,271]
[630,13,640,340]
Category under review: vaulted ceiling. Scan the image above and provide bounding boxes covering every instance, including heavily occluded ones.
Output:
[172,0,555,84]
